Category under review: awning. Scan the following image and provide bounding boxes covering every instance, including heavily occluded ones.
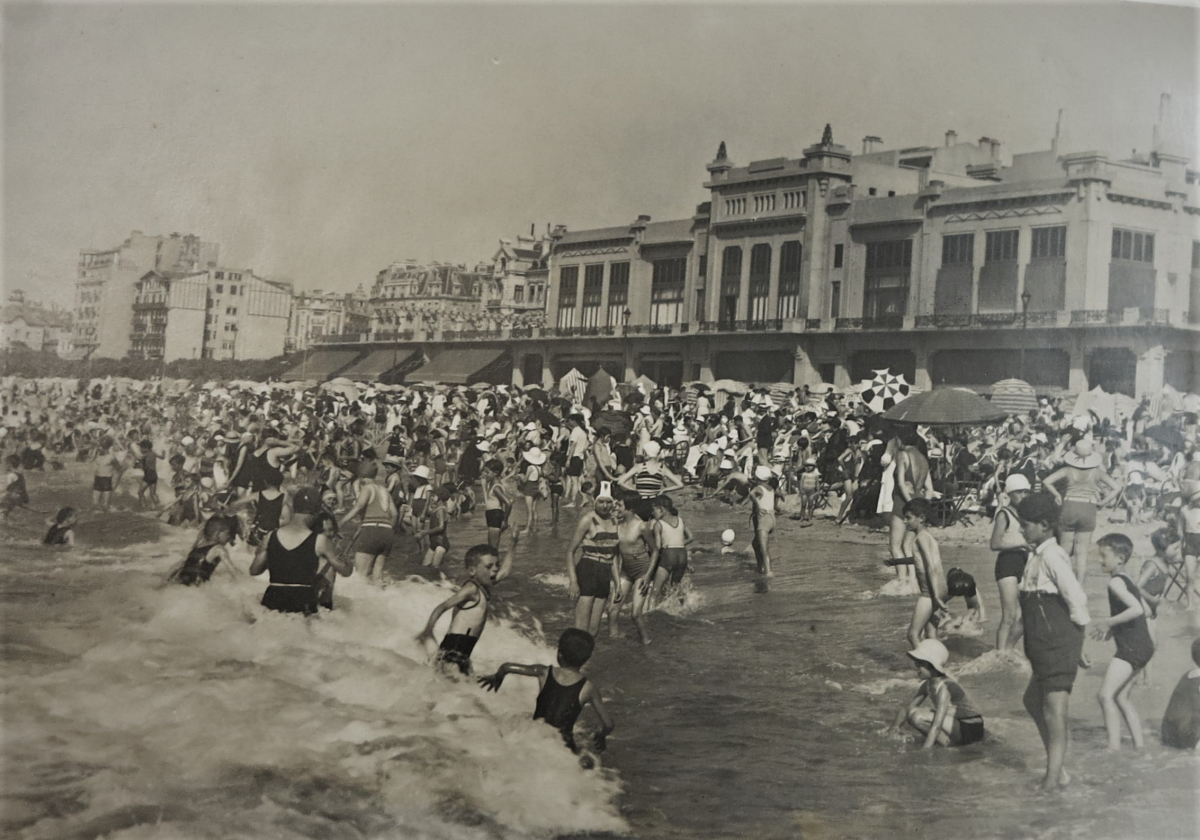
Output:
[339,348,422,383]
[280,349,362,382]
[406,348,510,386]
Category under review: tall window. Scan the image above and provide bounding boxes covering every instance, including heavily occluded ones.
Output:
[695,287,706,322]
[981,230,1019,310]
[830,281,842,318]
[833,244,844,268]
[985,230,1019,262]
[607,262,629,326]
[942,233,974,265]
[1031,226,1066,259]
[719,246,742,325]
[777,241,802,319]
[580,264,603,328]
[557,266,578,329]
[748,244,772,322]
[1112,228,1154,263]
[650,258,686,326]
[863,239,911,319]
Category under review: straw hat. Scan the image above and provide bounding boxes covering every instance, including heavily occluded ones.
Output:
[383,455,404,470]
[754,465,773,481]
[907,639,949,675]
[475,440,491,452]
[1064,450,1102,469]
[523,447,547,466]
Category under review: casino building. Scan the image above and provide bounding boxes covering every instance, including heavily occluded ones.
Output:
[301,104,1200,397]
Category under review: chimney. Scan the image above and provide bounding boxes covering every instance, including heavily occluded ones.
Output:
[862,135,882,154]
[1052,109,1065,153]
[945,130,957,147]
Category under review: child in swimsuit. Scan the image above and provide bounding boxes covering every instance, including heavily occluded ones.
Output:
[482,458,513,550]
[608,493,659,645]
[170,516,235,586]
[418,492,451,568]
[748,465,777,577]
[889,639,985,748]
[417,544,506,676]
[1,454,28,521]
[43,507,78,547]
[1092,533,1155,750]
[902,499,947,649]
[650,493,693,598]
[478,628,614,760]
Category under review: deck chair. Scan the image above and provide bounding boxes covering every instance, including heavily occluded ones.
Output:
[1162,554,1191,603]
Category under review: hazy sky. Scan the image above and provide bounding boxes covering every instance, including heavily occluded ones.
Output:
[4,2,1197,308]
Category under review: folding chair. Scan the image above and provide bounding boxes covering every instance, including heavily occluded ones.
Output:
[1162,554,1191,603]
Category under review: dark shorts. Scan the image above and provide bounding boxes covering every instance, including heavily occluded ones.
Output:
[485,508,507,530]
[437,632,478,675]
[576,557,613,599]
[1184,532,1200,559]
[659,546,688,584]
[621,551,652,581]
[261,584,318,615]
[429,531,450,552]
[93,475,113,492]
[566,456,584,477]
[957,717,985,746]
[994,548,1028,582]
[143,471,158,486]
[1059,500,1097,532]
[356,524,395,557]
[1125,485,1145,501]
[702,474,719,489]
[550,481,564,497]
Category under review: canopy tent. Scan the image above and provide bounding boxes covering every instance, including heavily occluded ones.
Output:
[558,368,587,404]
[280,349,362,382]
[1071,385,1135,424]
[585,367,617,407]
[632,374,657,394]
[989,378,1039,416]
[339,348,423,383]
[881,387,1007,426]
[405,348,510,386]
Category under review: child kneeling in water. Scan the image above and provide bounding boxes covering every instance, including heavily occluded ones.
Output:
[43,507,78,547]
[889,638,985,747]
[478,628,614,757]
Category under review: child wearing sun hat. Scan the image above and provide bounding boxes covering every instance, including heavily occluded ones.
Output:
[889,638,985,748]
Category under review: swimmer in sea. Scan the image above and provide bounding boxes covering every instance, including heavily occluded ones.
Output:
[608,492,658,645]
[566,482,623,637]
[417,543,508,676]
[43,506,78,547]
[170,516,236,586]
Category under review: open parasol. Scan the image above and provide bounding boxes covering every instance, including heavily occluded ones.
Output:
[880,387,1007,426]
[989,378,1038,415]
[1142,423,1186,450]
[861,369,911,413]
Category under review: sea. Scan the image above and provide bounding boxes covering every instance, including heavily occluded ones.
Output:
[3,467,1198,839]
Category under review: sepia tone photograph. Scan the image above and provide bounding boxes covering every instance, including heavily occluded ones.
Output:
[2,1,1199,838]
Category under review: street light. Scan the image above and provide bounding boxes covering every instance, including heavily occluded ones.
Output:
[1020,289,1032,382]
[622,308,632,384]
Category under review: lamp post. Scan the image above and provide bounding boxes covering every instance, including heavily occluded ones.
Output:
[1020,289,1032,382]
[622,308,632,384]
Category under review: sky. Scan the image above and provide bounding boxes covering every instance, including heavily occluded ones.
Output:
[4,2,1198,309]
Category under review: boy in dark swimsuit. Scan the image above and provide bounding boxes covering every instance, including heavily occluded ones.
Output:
[478,628,614,760]
[417,544,510,676]
[902,499,948,649]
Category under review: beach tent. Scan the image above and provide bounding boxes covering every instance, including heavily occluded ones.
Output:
[558,368,587,403]
[1071,385,1118,423]
[585,367,616,407]
[633,374,657,394]
[989,378,1039,415]
[1148,384,1184,421]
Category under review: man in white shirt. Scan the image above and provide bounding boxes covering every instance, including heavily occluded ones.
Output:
[564,413,590,508]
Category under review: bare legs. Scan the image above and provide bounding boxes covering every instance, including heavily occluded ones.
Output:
[608,577,652,644]
[888,514,915,589]
[1059,527,1093,584]
[1023,680,1071,789]
[996,576,1022,652]
[574,594,605,637]
[1097,658,1143,750]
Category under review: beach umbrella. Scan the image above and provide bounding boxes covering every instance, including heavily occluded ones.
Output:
[880,387,1006,426]
[585,367,616,406]
[861,369,911,413]
[591,409,632,436]
[990,378,1039,415]
[558,368,587,403]
[1143,424,1186,450]
[710,379,749,395]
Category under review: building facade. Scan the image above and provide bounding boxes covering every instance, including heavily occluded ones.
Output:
[487,231,553,316]
[128,268,292,362]
[75,231,220,359]
[304,107,1200,398]
[286,288,371,352]
[1,292,73,355]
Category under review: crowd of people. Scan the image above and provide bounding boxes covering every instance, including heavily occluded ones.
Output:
[3,371,1199,776]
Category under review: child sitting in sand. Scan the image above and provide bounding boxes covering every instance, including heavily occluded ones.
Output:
[43,507,78,547]
[478,627,615,757]
[417,543,509,675]
[888,638,985,748]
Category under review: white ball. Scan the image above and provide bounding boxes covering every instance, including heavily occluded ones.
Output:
[721,528,736,545]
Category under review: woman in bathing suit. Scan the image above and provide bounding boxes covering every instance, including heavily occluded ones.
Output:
[1043,437,1118,582]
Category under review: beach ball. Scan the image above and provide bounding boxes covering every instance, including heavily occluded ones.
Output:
[721,528,735,545]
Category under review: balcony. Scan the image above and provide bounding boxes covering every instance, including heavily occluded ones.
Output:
[1069,308,1171,327]
[510,326,535,339]
[372,330,415,342]
[315,332,367,344]
[699,319,785,333]
[835,315,904,331]
[553,325,616,338]
[625,324,671,335]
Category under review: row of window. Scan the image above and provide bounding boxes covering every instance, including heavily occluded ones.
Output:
[724,190,809,217]
[213,271,244,282]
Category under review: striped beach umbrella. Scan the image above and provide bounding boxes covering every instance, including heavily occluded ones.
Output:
[861,369,910,413]
[990,378,1038,415]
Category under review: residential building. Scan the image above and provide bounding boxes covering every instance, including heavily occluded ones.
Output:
[286,287,370,352]
[487,229,553,315]
[1,291,73,355]
[306,101,1200,397]
[75,231,219,358]
[128,268,292,361]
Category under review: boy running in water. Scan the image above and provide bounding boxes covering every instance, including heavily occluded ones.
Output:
[478,628,615,758]
[417,543,509,675]
[608,492,658,645]
[566,482,622,637]
[1,454,28,522]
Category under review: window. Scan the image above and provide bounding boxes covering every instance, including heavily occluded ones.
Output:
[778,241,802,319]
[1030,226,1066,260]
[833,244,844,269]
[650,257,686,326]
[720,247,742,325]
[215,284,223,293]
[607,262,630,326]
[513,286,524,303]
[830,281,842,318]
[215,271,225,280]
[748,244,772,322]
[1192,240,1199,269]
[1112,228,1154,263]
[557,266,578,328]
[863,239,912,318]
[985,230,1019,262]
[942,233,974,265]
[580,264,604,328]
[698,255,707,280]
[695,287,706,322]
[868,188,877,196]
[888,191,896,197]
